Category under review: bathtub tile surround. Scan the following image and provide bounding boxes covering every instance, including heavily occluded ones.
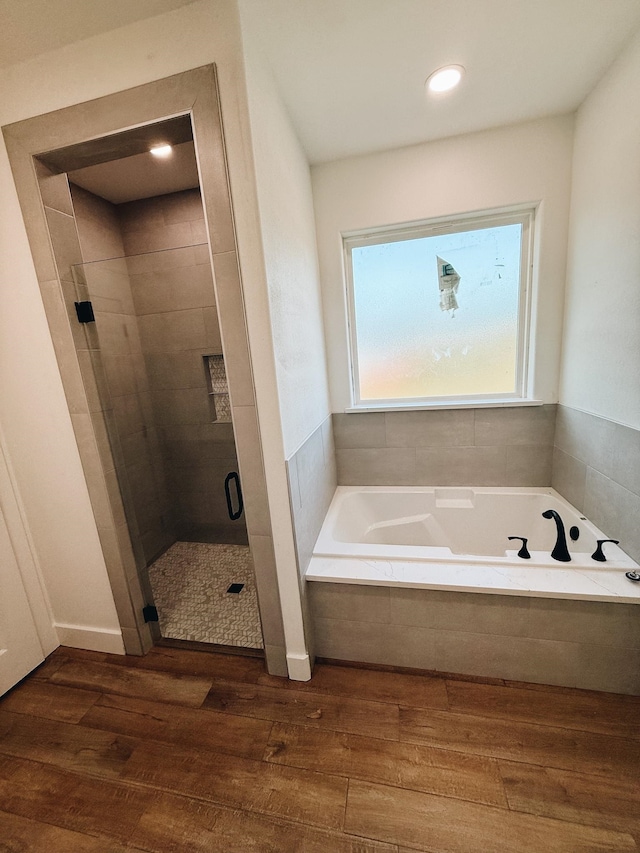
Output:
[287,416,337,580]
[334,405,556,487]
[298,377,637,696]
[309,583,640,694]
[584,471,640,562]
[505,444,553,487]
[416,446,510,487]
[384,409,475,446]
[310,581,391,624]
[286,416,337,662]
[304,475,639,693]
[553,405,640,562]
[390,586,533,636]
[474,405,556,445]
[336,446,418,488]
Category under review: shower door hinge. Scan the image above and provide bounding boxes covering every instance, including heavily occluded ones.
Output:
[142,605,159,623]
[74,301,95,323]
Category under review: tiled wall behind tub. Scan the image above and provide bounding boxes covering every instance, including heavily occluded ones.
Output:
[71,184,173,569]
[287,415,337,662]
[117,189,247,545]
[287,416,337,578]
[333,405,557,486]
[553,405,640,563]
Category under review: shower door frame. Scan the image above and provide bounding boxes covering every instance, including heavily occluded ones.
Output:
[2,66,289,675]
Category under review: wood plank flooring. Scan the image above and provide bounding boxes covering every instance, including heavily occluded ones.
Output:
[1,645,639,852]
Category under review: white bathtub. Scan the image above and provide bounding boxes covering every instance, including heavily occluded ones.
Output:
[307,487,640,603]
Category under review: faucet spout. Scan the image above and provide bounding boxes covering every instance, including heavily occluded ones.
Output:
[542,509,571,561]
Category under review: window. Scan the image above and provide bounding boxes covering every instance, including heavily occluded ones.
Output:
[343,206,535,408]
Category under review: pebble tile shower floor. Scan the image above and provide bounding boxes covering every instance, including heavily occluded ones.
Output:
[148,542,263,648]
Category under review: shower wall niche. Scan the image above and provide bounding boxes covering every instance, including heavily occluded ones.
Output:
[71,183,247,578]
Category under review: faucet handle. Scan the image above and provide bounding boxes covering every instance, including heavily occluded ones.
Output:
[591,539,620,562]
[508,536,531,559]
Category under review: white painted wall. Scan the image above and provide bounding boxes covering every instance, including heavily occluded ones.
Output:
[560,30,640,430]
[0,143,122,646]
[238,7,331,458]
[0,423,58,660]
[312,116,575,412]
[0,0,304,658]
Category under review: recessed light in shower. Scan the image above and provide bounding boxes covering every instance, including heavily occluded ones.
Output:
[426,65,465,94]
[149,143,173,157]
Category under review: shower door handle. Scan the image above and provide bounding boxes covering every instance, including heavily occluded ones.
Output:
[224,471,244,521]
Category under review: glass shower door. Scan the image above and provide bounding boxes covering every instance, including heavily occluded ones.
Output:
[73,246,263,650]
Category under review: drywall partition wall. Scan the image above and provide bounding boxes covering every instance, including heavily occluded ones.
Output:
[1,156,125,653]
[0,423,58,658]
[560,29,640,429]
[2,56,307,676]
[28,165,142,653]
[239,20,333,666]
[239,15,331,458]
[312,115,574,413]
[0,496,44,694]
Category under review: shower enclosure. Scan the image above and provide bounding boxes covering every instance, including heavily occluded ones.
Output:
[71,184,263,651]
[3,66,293,676]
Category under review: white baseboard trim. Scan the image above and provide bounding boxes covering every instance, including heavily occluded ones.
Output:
[54,623,125,655]
[286,652,312,681]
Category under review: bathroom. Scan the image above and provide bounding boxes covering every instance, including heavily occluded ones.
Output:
[0,2,638,695]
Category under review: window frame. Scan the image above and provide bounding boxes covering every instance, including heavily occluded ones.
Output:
[342,204,537,411]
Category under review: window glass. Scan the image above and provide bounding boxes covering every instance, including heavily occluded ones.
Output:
[345,210,533,406]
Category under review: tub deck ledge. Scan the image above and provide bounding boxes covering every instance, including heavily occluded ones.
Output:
[306,555,640,604]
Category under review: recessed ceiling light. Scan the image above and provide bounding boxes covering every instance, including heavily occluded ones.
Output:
[149,143,173,158]
[426,65,465,94]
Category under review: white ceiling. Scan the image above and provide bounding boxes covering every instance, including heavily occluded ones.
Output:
[4,0,639,188]
[68,142,200,204]
[241,0,640,163]
[0,0,199,69]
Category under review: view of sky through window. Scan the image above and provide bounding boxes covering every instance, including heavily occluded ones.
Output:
[351,223,522,401]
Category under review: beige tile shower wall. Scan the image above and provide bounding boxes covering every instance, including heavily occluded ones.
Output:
[334,405,556,486]
[552,405,640,563]
[118,189,246,544]
[71,185,174,569]
[309,582,640,694]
